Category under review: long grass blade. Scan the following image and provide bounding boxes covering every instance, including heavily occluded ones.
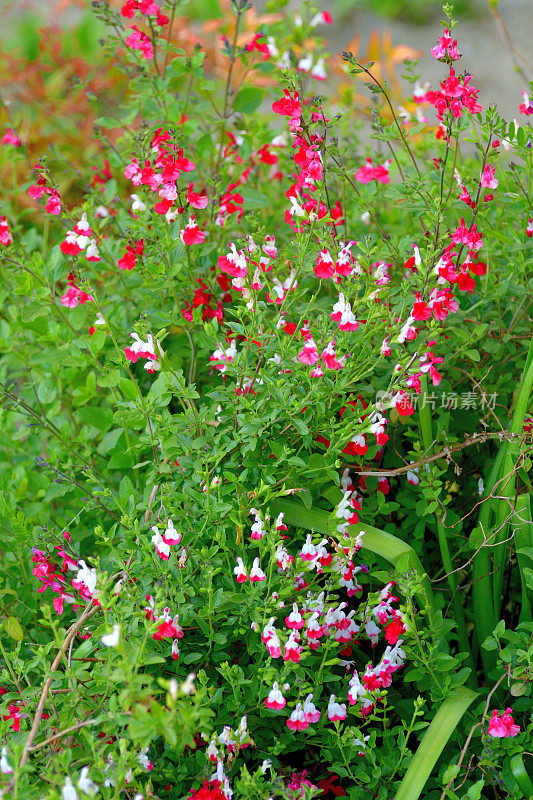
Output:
[472,441,507,673]
[492,339,533,615]
[513,494,533,623]
[393,686,477,800]
[418,375,474,685]
[510,754,533,798]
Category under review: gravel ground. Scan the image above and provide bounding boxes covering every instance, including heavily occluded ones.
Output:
[324,0,533,120]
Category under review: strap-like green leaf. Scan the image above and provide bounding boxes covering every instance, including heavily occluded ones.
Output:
[510,753,533,798]
[418,374,475,686]
[474,337,533,674]
[394,686,477,800]
[493,339,533,613]
[514,494,533,623]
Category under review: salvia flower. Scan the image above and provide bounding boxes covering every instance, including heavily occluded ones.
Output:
[487,708,520,738]
[265,682,286,710]
[0,747,13,775]
[0,216,13,246]
[101,624,120,648]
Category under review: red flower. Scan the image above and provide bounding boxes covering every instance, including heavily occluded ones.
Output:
[384,617,405,644]
[152,620,178,641]
[272,90,302,128]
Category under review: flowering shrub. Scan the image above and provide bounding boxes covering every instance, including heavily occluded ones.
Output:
[0,2,532,799]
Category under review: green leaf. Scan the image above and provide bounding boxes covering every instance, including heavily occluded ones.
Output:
[195,132,213,162]
[95,116,121,129]
[44,245,64,283]
[118,475,135,509]
[524,567,533,590]
[114,408,145,429]
[90,329,106,352]
[233,87,265,114]
[98,428,124,455]
[408,123,426,136]
[99,369,120,388]
[78,407,113,432]
[21,303,50,323]
[442,765,460,784]
[4,616,23,641]
[36,377,57,404]
[119,378,139,401]
[183,652,203,664]
[510,754,533,797]
[394,687,477,800]
[291,417,308,436]
[240,188,271,209]
[466,780,484,800]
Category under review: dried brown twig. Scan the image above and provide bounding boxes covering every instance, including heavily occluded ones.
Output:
[349,430,524,478]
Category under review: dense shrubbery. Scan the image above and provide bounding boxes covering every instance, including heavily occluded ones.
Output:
[0,2,532,798]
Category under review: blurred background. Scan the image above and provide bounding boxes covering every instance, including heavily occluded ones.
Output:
[0,0,532,196]
[2,0,532,119]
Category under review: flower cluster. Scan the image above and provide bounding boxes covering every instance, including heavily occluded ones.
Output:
[259,530,408,727]
[150,518,182,560]
[60,271,95,309]
[28,166,61,215]
[31,533,97,616]
[0,216,12,247]
[121,0,168,27]
[124,332,162,373]
[144,593,184,658]
[354,157,392,185]
[425,69,482,122]
[60,213,100,261]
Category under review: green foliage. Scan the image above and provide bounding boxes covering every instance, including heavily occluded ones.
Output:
[0,1,531,798]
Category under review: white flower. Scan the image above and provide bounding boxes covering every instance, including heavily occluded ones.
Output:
[353,733,370,751]
[85,239,100,260]
[151,529,170,559]
[137,748,152,770]
[297,53,313,74]
[130,193,147,212]
[266,36,278,58]
[0,747,13,775]
[101,624,120,648]
[181,672,196,695]
[288,196,305,218]
[62,777,79,800]
[77,767,98,796]
[75,560,97,595]
[310,58,327,80]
